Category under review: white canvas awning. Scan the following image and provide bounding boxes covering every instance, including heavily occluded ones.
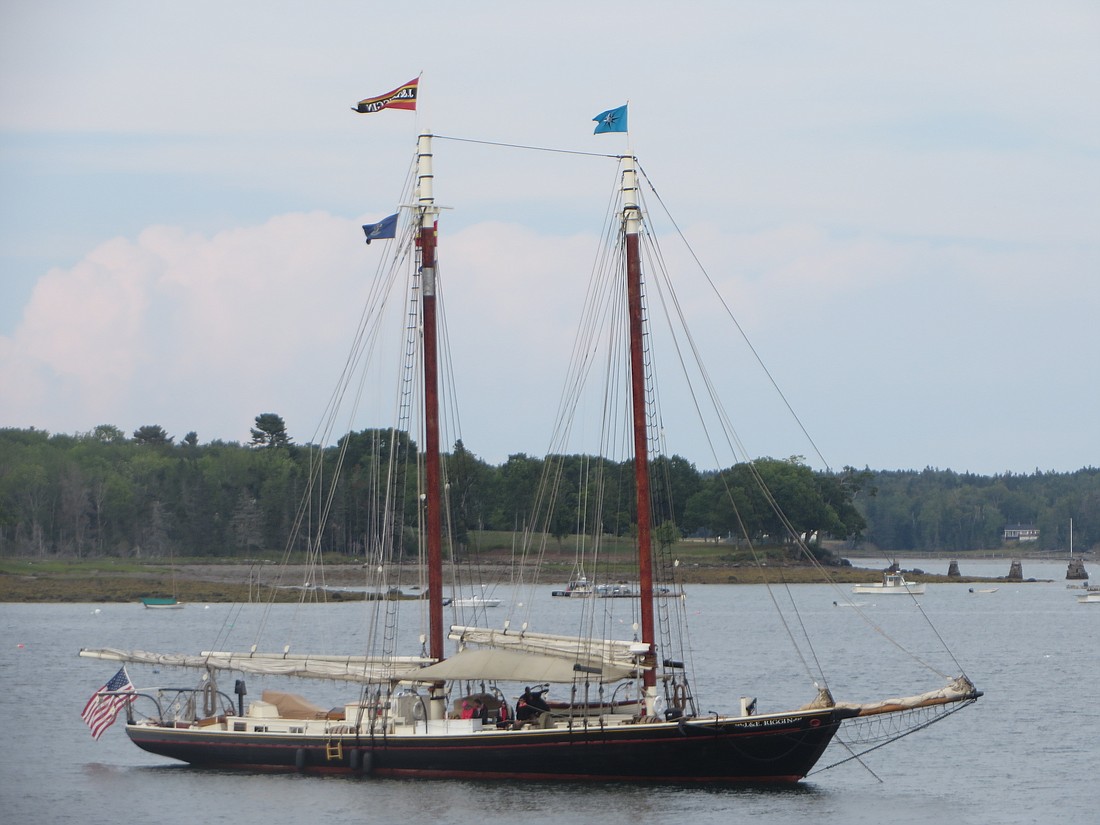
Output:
[407,648,635,684]
[449,625,646,666]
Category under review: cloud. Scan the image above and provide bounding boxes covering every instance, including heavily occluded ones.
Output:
[0,213,370,441]
[0,213,604,451]
[3,199,1097,473]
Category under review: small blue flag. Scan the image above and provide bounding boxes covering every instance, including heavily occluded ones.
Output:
[593,104,628,134]
[362,213,398,244]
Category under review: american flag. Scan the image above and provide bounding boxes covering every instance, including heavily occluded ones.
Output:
[81,667,135,740]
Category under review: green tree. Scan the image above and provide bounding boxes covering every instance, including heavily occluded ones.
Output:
[446,439,491,550]
[133,425,173,446]
[91,424,127,444]
[250,413,290,448]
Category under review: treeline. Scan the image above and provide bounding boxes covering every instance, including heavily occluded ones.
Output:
[0,424,1095,558]
[860,467,1100,553]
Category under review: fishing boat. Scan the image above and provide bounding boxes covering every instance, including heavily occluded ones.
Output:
[1078,586,1100,604]
[551,577,596,597]
[80,121,980,782]
[852,571,926,595]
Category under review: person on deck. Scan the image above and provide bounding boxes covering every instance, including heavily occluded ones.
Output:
[515,686,550,724]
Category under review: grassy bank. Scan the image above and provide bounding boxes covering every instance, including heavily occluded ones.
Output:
[0,553,1013,603]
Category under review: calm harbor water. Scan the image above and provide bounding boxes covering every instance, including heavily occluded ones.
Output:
[2,558,1096,825]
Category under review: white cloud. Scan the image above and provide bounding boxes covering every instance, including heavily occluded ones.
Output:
[0,213,371,441]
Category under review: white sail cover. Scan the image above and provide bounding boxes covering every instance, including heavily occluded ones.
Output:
[409,648,635,684]
[834,675,980,716]
[448,625,647,678]
[80,625,648,687]
[79,647,434,684]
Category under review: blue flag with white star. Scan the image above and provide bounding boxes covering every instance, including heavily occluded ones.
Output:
[593,104,628,134]
[362,213,398,244]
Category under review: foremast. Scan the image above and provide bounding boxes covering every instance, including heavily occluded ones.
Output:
[417,133,444,667]
[622,156,658,697]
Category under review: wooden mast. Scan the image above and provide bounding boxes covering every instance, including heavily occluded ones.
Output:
[622,156,657,692]
[417,132,444,663]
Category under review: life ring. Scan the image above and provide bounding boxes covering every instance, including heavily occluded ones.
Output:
[411,698,426,720]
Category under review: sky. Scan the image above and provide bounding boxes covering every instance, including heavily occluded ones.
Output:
[1,0,1097,475]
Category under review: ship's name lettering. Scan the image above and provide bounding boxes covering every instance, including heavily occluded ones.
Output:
[735,716,802,728]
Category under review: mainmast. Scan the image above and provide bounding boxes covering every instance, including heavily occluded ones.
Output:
[622,156,657,692]
[417,133,444,663]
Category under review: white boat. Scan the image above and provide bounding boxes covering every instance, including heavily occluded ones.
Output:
[140,597,184,609]
[80,92,980,782]
[1078,586,1100,604]
[451,596,502,608]
[852,571,926,595]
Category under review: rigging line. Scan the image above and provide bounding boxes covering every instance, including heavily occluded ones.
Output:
[631,179,953,682]
[911,595,968,676]
[771,564,831,690]
[808,697,978,776]
[433,133,628,160]
[820,734,884,783]
[633,161,833,473]
[633,218,828,687]
[631,229,692,668]
[706,439,952,674]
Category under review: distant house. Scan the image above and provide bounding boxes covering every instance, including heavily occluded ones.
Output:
[1003,524,1039,543]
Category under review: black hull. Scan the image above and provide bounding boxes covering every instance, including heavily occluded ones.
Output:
[127,709,845,783]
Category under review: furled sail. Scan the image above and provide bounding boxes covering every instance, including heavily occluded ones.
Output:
[448,625,648,677]
[79,647,434,684]
[409,647,635,684]
[835,675,981,717]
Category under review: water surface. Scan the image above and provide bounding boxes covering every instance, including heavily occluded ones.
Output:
[2,561,1095,825]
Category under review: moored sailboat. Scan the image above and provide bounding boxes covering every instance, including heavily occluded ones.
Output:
[140,596,183,609]
[80,104,980,782]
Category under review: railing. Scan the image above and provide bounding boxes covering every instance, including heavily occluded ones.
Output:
[122,686,236,725]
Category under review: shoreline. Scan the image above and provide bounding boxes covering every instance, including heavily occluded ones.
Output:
[0,557,1063,603]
